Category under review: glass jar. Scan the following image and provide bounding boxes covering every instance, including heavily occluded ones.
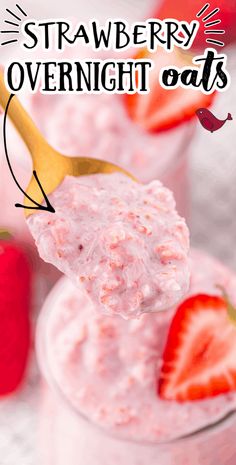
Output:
[36,278,236,465]
[31,91,195,220]
[38,383,236,465]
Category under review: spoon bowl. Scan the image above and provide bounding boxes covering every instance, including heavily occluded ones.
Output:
[0,70,135,217]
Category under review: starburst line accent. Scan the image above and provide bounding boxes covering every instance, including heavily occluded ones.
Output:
[204,19,221,27]
[196,3,210,17]
[206,38,224,46]
[6,8,21,21]
[4,20,19,27]
[1,38,18,46]
[16,4,27,16]
[204,29,225,34]
[0,30,20,33]
[202,8,220,22]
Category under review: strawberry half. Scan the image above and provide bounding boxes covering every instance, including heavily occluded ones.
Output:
[125,48,214,132]
[0,233,32,395]
[159,294,236,402]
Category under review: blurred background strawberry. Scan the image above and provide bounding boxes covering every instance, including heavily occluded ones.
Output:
[125,48,215,132]
[0,231,32,396]
[154,0,236,49]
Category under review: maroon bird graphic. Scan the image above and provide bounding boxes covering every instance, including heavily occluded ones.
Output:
[196,108,233,133]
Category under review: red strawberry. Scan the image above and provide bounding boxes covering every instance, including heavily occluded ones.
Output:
[125,48,214,132]
[154,0,236,49]
[0,232,31,395]
[159,294,236,401]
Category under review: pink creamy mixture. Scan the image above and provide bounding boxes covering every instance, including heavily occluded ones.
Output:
[28,172,190,318]
[41,250,236,442]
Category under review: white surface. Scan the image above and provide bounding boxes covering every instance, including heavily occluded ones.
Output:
[190,46,236,271]
[0,360,39,465]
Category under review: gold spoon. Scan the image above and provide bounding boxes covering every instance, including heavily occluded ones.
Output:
[0,70,135,217]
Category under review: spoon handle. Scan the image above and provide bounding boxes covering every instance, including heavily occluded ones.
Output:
[0,69,48,156]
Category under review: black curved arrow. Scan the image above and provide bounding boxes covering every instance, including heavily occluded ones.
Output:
[3,93,55,212]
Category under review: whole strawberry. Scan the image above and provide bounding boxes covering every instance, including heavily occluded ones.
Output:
[0,231,31,395]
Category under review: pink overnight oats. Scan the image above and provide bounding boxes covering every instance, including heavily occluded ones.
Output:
[27,172,190,318]
[37,249,236,465]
